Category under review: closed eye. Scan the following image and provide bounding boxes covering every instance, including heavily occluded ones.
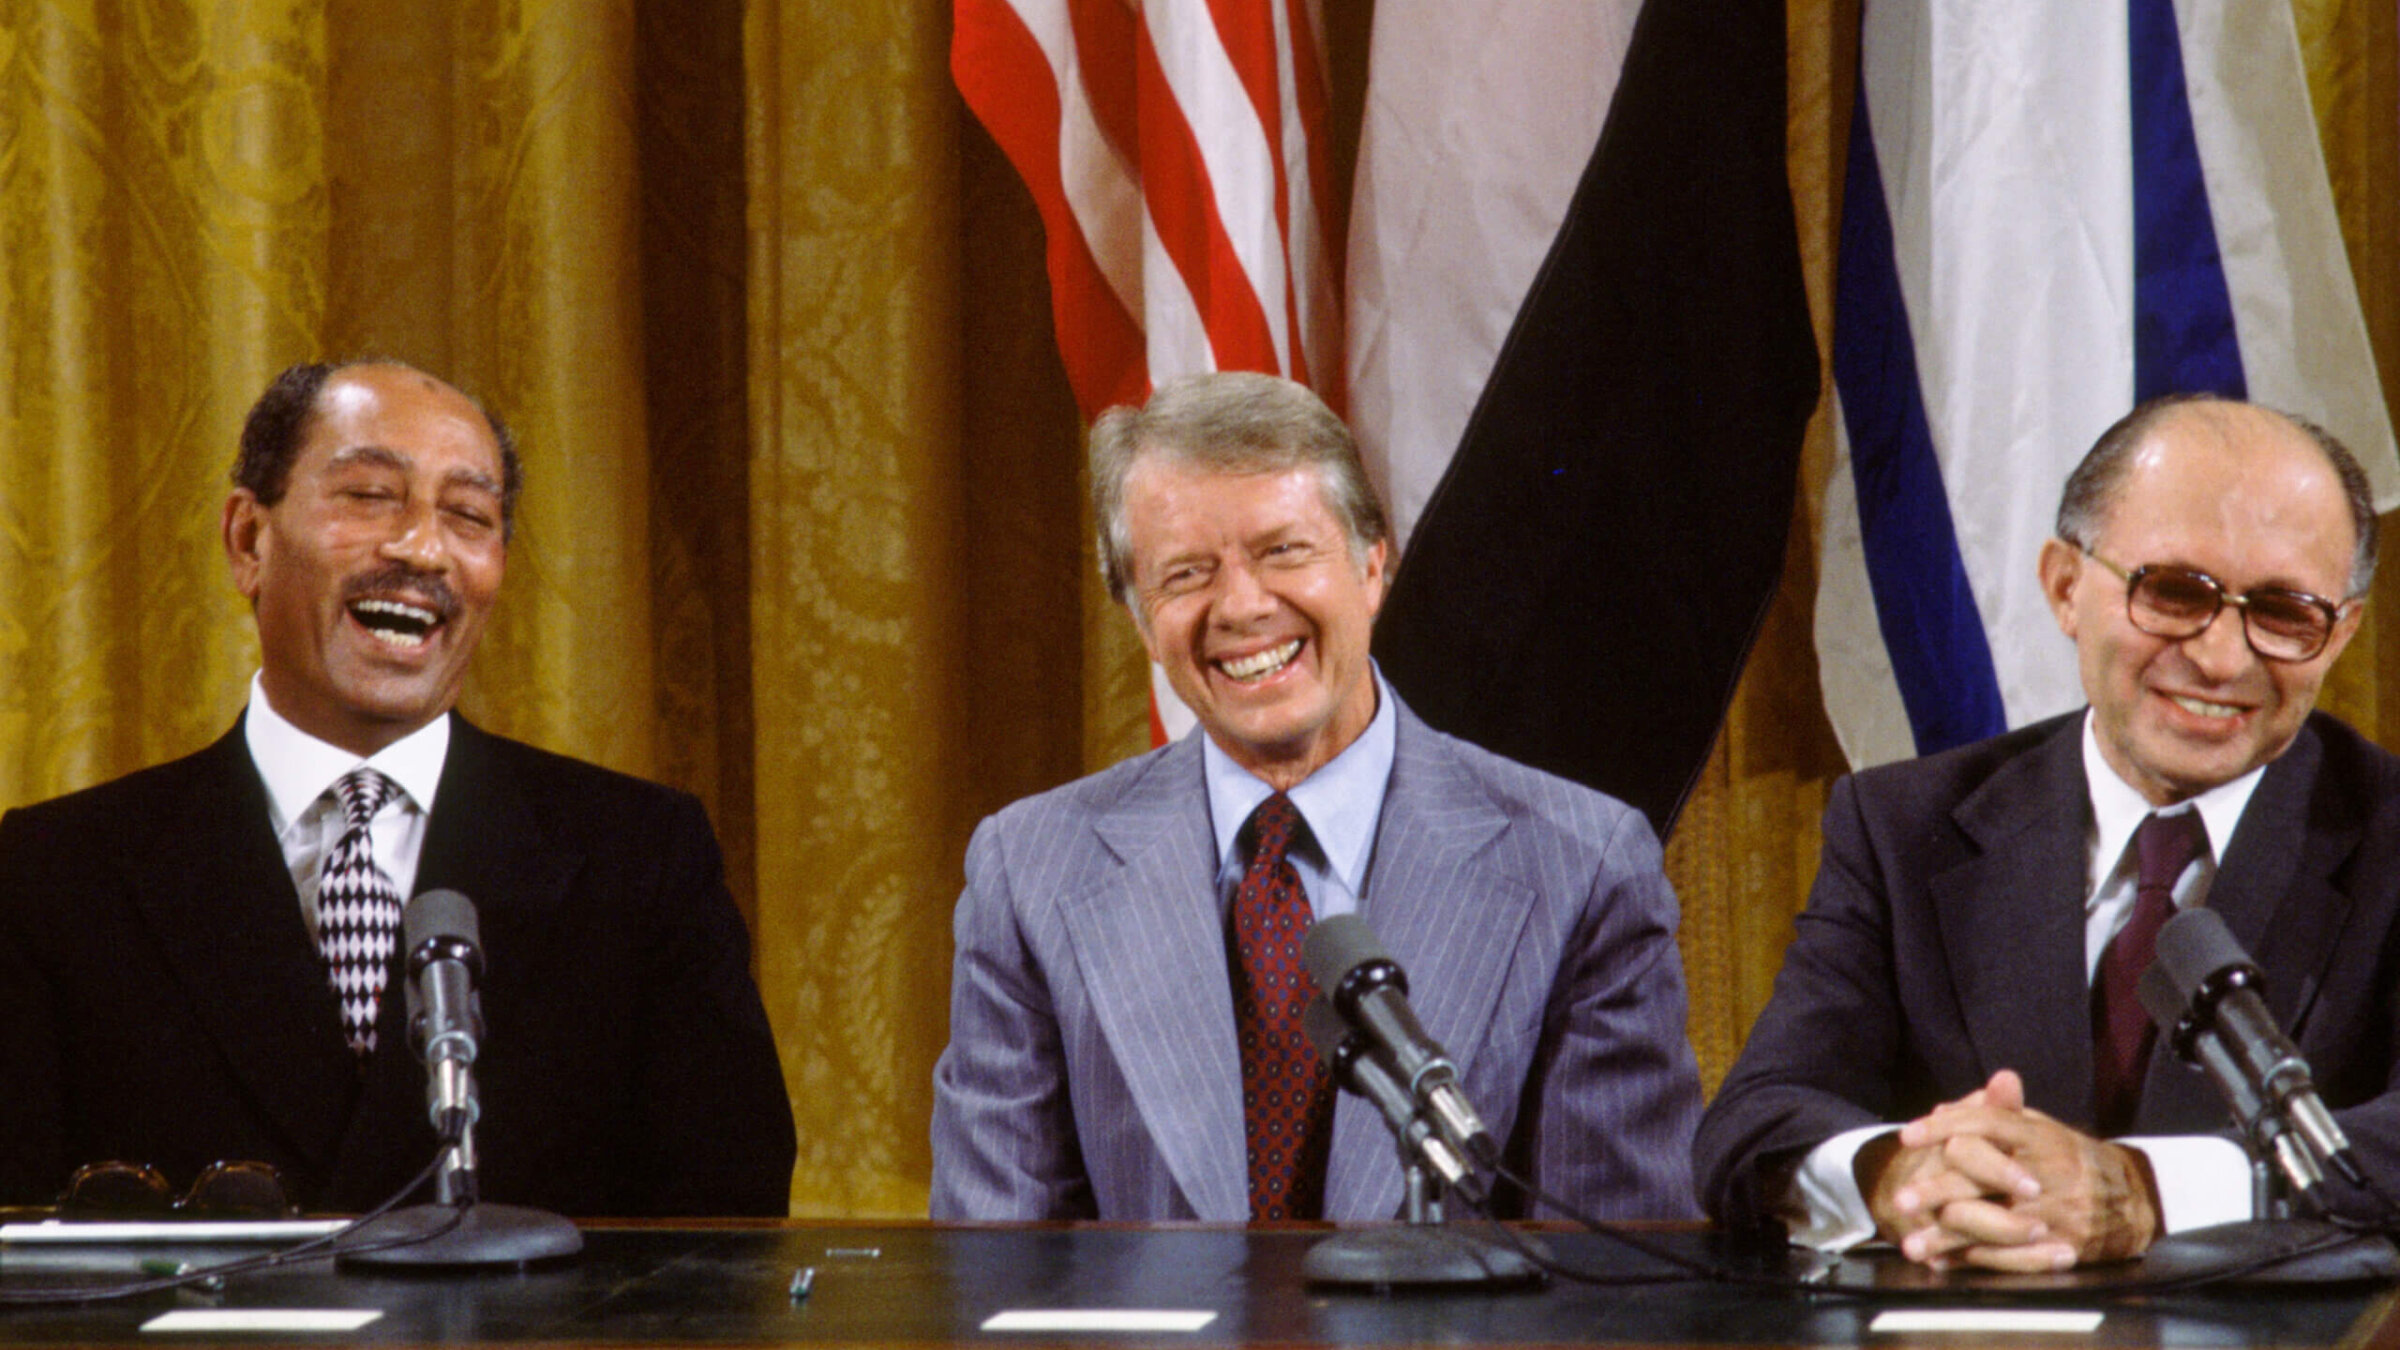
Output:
[1157,563,1210,594]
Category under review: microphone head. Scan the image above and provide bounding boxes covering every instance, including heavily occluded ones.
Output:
[401,889,483,1028]
[2153,907,2253,1001]
[1302,996,1351,1067]
[2137,963,2189,1036]
[1302,913,1391,992]
[402,890,484,1051]
[403,888,482,953]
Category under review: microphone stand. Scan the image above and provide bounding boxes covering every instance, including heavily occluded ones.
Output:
[2131,960,2397,1283]
[340,1123,583,1269]
[1300,1148,1544,1291]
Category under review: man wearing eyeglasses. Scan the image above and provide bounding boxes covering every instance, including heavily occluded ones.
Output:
[1696,393,2400,1271]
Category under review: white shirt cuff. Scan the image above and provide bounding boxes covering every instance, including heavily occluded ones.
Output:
[1785,1124,1895,1251]
[1780,1126,2250,1251]
[2120,1134,2253,1233]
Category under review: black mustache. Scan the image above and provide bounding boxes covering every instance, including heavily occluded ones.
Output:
[342,565,460,622]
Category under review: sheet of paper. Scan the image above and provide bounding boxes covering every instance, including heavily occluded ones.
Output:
[2,1220,347,1244]
[982,1309,1217,1333]
[1870,1310,2105,1334]
[142,1309,383,1333]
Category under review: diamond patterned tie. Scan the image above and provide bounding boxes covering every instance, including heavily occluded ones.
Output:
[2091,809,2208,1134]
[318,768,406,1056]
[1228,792,1334,1221]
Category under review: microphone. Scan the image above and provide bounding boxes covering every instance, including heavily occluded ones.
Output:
[402,889,485,1143]
[1301,914,1497,1167]
[346,890,585,1267]
[2141,908,2360,1195]
[1302,997,1474,1192]
[2137,964,2322,1195]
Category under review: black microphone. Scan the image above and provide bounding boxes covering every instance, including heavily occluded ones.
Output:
[1302,997,1473,1191]
[402,889,485,1143]
[2137,963,2314,1194]
[1301,914,1497,1166]
[2143,907,2360,1193]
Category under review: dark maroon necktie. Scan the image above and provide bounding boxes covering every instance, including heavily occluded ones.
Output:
[2091,809,2208,1134]
[1228,792,1333,1220]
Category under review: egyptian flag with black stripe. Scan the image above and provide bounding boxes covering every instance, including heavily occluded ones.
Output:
[1357,0,1817,835]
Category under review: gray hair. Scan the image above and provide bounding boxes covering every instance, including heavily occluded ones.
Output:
[1090,371,1390,604]
[2056,392,2379,598]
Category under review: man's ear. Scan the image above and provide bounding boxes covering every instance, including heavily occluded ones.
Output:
[2320,597,2367,670]
[223,491,266,602]
[1359,538,1390,619]
[2037,537,2084,639]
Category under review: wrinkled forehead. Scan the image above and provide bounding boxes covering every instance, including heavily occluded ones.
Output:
[309,368,503,476]
[2102,408,2356,579]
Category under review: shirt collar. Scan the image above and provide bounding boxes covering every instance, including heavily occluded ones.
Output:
[243,671,451,833]
[1203,667,1398,894]
[2080,709,2263,893]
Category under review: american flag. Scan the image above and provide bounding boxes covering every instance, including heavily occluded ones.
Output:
[953,0,1345,742]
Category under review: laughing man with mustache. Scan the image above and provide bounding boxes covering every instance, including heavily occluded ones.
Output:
[0,361,795,1216]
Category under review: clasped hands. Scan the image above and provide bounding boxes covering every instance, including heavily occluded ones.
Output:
[1856,1070,2161,1271]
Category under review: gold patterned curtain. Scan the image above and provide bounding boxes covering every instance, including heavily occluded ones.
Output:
[0,1,2392,1218]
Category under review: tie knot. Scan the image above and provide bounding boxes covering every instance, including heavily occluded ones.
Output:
[1245,792,1302,865]
[2134,809,2207,891]
[334,767,401,829]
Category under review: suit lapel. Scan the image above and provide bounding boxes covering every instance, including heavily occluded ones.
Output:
[2208,724,2342,1024]
[411,718,580,925]
[1324,708,1529,1217]
[1932,719,2097,1124]
[125,725,360,1172]
[2140,724,2353,1129]
[1066,740,1250,1222]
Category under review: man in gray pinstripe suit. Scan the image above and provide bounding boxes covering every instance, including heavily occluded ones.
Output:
[929,372,1702,1222]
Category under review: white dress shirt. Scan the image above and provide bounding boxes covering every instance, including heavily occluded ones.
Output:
[241,672,450,941]
[1785,711,2263,1249]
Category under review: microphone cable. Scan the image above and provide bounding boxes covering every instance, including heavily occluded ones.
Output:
[0,1154,463,1306]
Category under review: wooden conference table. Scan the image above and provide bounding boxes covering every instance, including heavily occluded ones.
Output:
[0,1218,2395,1348]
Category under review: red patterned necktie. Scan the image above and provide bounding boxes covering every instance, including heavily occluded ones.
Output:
[318,768,406,1056]
[2091,809,2208,1134]
[1228,792,1334,1220]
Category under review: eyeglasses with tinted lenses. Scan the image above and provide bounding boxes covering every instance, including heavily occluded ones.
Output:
[2080,548,2346,662]
[56,1160,295,1219]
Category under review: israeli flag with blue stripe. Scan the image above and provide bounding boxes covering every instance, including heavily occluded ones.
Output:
[1817,0,2400,770]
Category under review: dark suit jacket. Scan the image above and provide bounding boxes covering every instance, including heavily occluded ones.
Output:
[929,695,1704,1222]
[0,714,796,1217]
[1694,711,2400,1228]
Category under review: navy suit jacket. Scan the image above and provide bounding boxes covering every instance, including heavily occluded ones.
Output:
[928,694,1703,1221]
[1694,711,2400,1228]
[0,714,796,1216]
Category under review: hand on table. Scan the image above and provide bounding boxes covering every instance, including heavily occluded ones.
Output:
[1858,1070,2159,1271]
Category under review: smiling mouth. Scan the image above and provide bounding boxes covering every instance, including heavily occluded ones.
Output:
[350,598,443,650]
[1216,639,1301,683]
[2168,693,2245,720]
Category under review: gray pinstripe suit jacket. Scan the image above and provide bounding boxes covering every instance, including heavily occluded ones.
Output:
[928,694,1703,1221]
